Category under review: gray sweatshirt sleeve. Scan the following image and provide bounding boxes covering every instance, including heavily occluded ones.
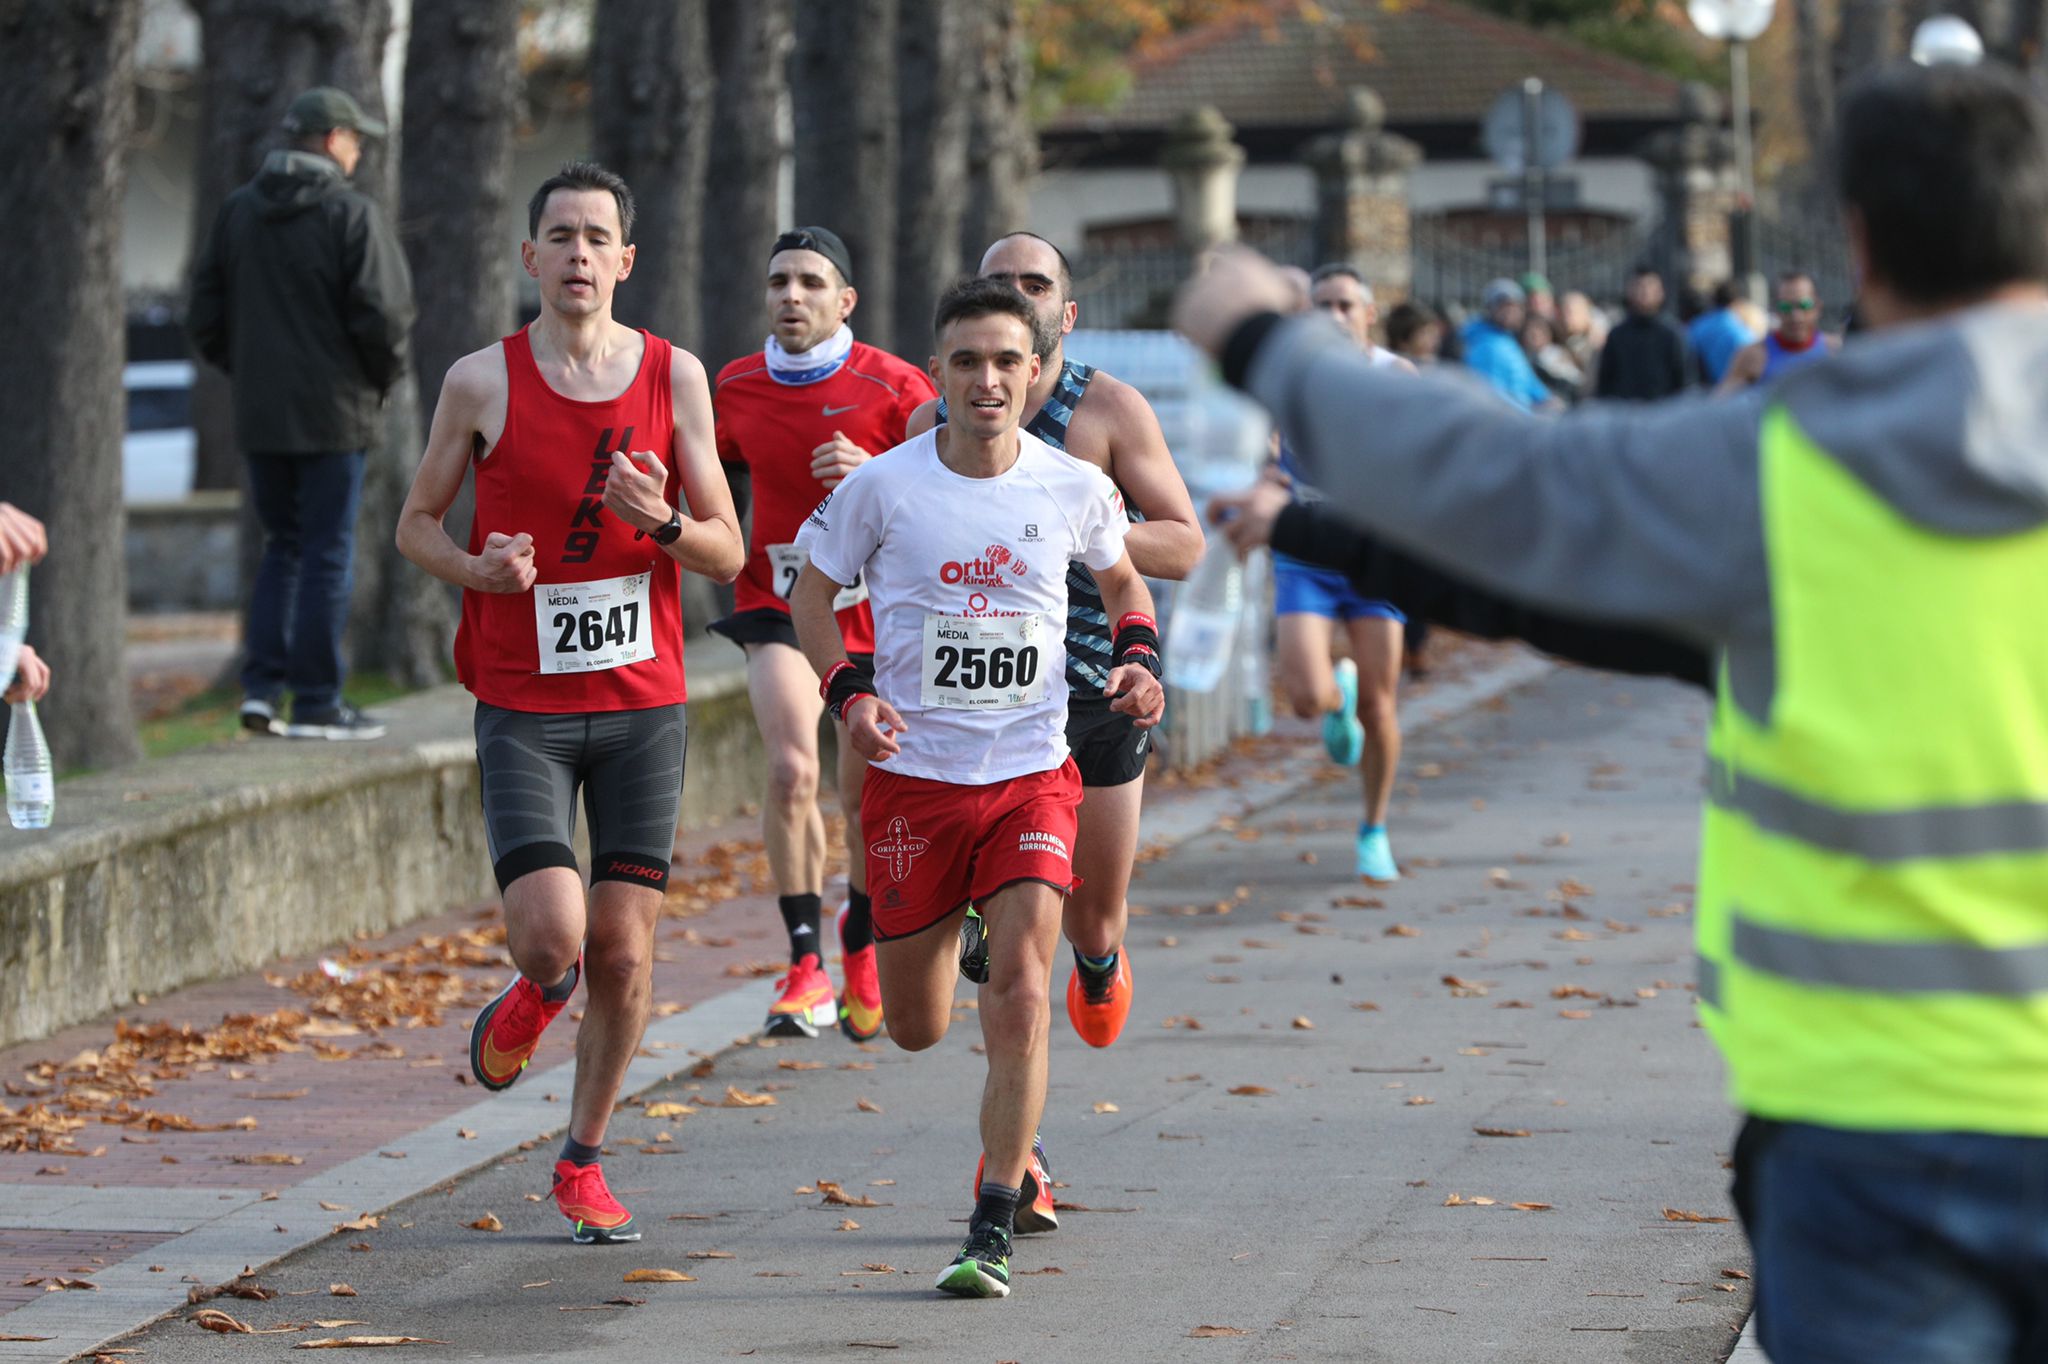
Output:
[1245,314,1770,645]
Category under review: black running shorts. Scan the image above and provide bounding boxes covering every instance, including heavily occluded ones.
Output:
[1065,696,1151,789]
[708,608,873,675]
[473,701,686,894]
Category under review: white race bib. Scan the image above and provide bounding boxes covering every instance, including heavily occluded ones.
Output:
[533,572,655,674]
[769,543,867,610]
[920,613,1048,710]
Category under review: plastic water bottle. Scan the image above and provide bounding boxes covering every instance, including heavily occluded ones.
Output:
[1236,548,1274,734]
[0,568,25,703]
[1166,545,1242,692]
[6,699,53,830]
[1166,380,1270,693]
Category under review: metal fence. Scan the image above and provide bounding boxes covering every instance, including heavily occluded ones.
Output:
[1752,199,1858,316]
[1408,214,1668,310]
[1069,220,1317,332]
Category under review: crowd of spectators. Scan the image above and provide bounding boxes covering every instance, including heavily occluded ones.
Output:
[1380,266,1837,410]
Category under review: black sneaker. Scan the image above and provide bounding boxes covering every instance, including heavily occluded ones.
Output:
[238,698,284,736]
[284,703,387,741]
[934,1220,1012,1298]
[958,907,990,985]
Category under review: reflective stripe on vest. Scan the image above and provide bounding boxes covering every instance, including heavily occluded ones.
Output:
[1696,405,2048,1136]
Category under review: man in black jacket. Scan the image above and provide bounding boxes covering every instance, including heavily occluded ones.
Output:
[1593,266,1694,401]
[188,86,415,741]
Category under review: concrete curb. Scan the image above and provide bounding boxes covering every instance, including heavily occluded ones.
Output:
[3,647,1557,1362]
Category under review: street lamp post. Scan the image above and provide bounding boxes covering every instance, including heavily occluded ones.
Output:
[1687,0,1776,302]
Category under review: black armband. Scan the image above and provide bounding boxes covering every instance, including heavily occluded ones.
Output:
[820,659,879,722]
[1112,612,1163,678]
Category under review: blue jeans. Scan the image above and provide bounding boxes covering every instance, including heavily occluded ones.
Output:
[1734,1117,2048,1363]
[240,450,366,714]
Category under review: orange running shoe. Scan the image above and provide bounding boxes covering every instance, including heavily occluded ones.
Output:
[973,1134,1059,1235]
[836,906,884,1042]
[766,952,836,1038]
[552,1159,641,1244]
[1066,949,1133,1048]
[469,954,579,1092]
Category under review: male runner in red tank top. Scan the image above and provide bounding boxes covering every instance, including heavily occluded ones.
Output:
[396,162,742,1245]
[710,227,935,1044]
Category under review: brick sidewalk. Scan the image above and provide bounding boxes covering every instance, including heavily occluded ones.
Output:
[0,634,1524,1331]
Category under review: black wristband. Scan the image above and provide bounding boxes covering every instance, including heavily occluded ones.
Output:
[822,659,879,722]
[1220,311,1285,390]
[1112,612,1164,678]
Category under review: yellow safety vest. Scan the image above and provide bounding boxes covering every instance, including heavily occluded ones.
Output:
[1698,405,2048,1134]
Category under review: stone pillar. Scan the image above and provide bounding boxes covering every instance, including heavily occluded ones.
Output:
[1161,105,1245,256]
[1640,82,1744,296]
[1300,87,1421,301]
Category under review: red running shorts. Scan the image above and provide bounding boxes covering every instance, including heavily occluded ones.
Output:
[861,758,1083,941]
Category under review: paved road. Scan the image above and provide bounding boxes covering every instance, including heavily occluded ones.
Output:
[110,668,1747,1364]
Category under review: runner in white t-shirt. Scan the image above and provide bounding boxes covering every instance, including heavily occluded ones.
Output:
[790,278,1165,1299]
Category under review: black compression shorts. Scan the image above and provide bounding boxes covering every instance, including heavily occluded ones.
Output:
[473,701,686,894]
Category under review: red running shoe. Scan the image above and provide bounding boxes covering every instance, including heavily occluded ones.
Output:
[766,952,836,1038]
[1066,949,1133,1049]
[836,905,884,1043]
[470,954,579,1092]
[973,1134,1059,1235]
[552,1159,640,1244]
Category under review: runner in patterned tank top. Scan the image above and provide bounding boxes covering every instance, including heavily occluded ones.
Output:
[397,163,743,1246]
[906,232,1203,1053]
[1716,270,1838,394]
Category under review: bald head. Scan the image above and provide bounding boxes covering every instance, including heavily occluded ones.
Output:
[979,232,1076,360]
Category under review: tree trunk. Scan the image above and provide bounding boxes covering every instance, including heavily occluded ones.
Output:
[1835,0,1903,80]
[384,0,521,688]
[591,0,714,353]
[894,0,977,362]
[1793,0,1835,168]
[185,0,392,494]
[792,0,900,350]
[958,0,1036,268]
[0,0,144,769]
[701,0,793,376]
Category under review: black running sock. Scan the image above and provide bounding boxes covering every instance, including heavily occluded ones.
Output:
[539,962,579,1003]
[841,889,875,954]
[1074,946,1118,977]
[778,893,823,963]
[973,1181,1021,1235]
[560,1137,602,1167]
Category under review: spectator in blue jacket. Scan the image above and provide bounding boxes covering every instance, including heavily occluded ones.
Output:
[1458,279,1556,412]
[1687,280,1760,385]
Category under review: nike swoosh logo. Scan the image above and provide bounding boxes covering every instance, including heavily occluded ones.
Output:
[479,1035,529,1078]
[822,404,860,416]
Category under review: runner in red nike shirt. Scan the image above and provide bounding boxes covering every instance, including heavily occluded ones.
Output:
[396,162,742,1245]
[711,227,934,1042]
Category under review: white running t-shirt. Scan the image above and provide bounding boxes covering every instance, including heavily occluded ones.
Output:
[798,427,1129,785]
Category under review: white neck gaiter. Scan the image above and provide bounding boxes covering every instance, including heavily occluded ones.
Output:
[764,324,853,386]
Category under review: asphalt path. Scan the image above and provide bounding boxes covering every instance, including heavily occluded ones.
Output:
[113,668,1748,1364]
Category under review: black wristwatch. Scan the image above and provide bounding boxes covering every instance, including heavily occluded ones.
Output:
[650,509,684,546]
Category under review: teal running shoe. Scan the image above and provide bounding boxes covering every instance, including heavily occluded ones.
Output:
[1322,659,1365,767]
[1356,825,1399,882]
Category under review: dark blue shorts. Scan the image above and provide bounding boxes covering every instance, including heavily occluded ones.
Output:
[1272,555,1405,624]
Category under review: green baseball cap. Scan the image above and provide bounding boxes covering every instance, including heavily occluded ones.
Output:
[281,86,386,138]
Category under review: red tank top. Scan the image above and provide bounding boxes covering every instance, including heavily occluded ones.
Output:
[713,341,936,652]
[454,327,689,712]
